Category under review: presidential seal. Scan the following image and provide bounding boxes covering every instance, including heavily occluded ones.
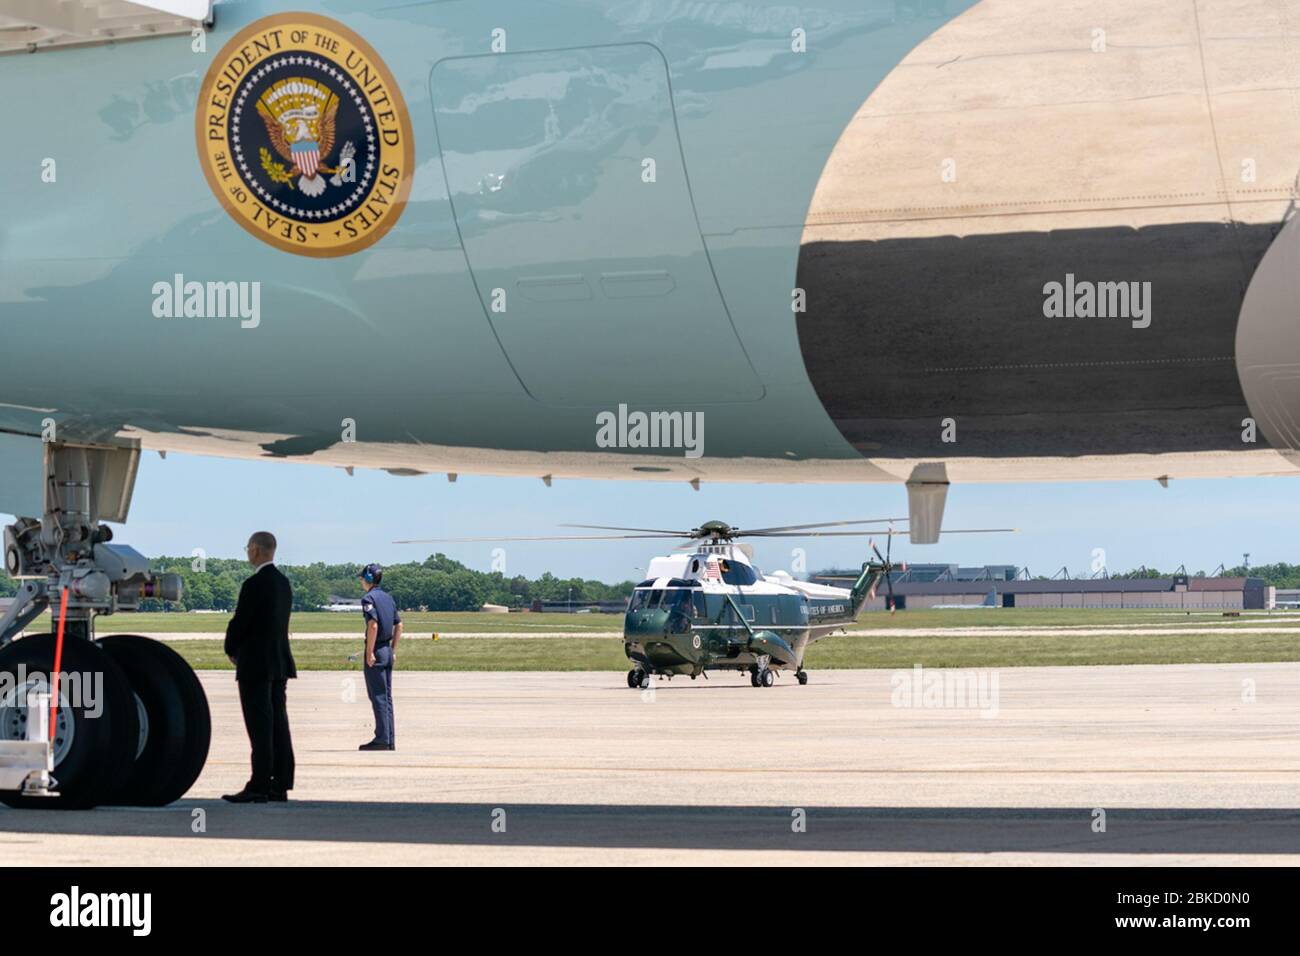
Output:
[196,13,413,257]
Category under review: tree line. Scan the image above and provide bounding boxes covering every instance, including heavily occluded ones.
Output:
[5,559,1298,611]
[0,553,636,613]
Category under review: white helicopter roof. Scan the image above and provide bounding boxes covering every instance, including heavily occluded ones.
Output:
[644,542,752,584]
[641,543,852,598]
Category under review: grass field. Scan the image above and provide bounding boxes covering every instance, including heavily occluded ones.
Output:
[80,610,621,634]
[157,629,1300,672]
[27,606,1296,671]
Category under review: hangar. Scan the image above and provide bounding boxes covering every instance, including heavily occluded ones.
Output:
[810,571,1273,611]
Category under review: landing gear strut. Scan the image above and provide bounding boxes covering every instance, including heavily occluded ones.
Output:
[0,443,211,808]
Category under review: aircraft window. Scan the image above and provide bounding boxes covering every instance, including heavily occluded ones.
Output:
[661,590,698,615]
[770,606,779,625]
[718,561,758,586]
[629,590,664,611]
[693,592,707,618]
[721,603,755,624]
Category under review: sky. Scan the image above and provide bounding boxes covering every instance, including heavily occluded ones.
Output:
[2,451,1288,582]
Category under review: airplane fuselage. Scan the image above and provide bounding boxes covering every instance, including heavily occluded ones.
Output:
[4,0,1300,516]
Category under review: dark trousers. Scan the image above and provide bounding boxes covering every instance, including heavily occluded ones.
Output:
[364,645,395,745]
[238,678,294,792]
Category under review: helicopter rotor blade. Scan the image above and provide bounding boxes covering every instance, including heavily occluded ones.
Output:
[392,533,683,544]
[739,517,908,535]
[558,523,696,536]
[885,556,896,614]
[738,527,1017,538]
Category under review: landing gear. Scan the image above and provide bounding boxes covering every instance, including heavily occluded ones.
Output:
[99,636,211,806]
[627,667,650,689]
[0,634,139,809]
[796,670,809,686]
[750,665,774,687]
[0,443,205,809]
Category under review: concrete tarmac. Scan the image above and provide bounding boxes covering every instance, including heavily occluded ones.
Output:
[2,663,1298,865]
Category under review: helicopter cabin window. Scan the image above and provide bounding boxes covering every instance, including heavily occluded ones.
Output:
[716,559,758,586]
[723,603,756,624]
[769,606,779,625]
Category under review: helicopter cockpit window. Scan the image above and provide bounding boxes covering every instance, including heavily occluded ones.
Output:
[631,587,703,613]
[661,590,695,615]
[628,590,657,611]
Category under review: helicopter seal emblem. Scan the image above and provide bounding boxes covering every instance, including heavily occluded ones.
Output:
[196,13,413,257]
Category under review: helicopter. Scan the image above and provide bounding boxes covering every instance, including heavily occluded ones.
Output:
[399,518,1012,688]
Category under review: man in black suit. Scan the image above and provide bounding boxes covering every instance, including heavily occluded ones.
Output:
[222,531,297,803]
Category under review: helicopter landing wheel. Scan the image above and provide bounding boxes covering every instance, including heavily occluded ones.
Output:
[626,668,640,688]
[796,670,808,686]
[749,669,760,687]
[637,670,651,690]
[758,667,774,688]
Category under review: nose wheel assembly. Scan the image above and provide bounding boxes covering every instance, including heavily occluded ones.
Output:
[0,443,211,808]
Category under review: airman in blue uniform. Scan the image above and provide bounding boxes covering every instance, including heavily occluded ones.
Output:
[358,563,402,751]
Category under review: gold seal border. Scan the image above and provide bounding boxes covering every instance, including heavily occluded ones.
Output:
[195,11,415,259]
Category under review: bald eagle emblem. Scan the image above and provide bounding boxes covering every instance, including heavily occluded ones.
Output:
[256,76,356,197]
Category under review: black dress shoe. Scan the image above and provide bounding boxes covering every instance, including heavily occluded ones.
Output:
[222,788,269,804]
[358,740,390,751]
[268,790,289,802]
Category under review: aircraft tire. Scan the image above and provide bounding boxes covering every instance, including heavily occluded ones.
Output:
[99,635,211,806]
[0,634,139,809]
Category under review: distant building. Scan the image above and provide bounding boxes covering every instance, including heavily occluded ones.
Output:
[856,575,1271,611]
[320,594,363,612]
[530,598,628,614]
[810,564,1018,586]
